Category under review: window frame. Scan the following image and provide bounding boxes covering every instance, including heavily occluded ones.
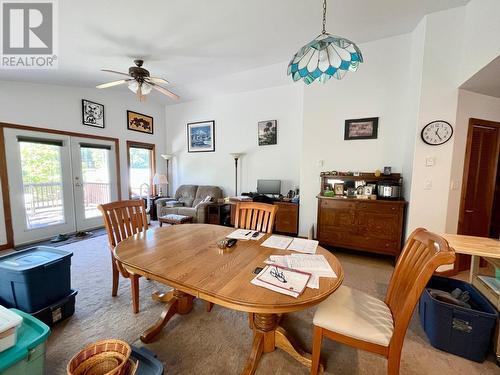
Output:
[126,140,156,198]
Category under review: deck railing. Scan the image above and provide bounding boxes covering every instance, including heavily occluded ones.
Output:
[23,182,110,212]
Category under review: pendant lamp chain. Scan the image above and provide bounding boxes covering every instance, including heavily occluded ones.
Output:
[322,0,327,34]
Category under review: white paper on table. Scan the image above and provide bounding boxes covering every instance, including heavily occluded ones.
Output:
[287,238,319,254]
[250,266,306,298]
[261,235,293,250]
[307,274,320,289]
[226,229,259,240]
[264,255,331,288]
[250,232,265,241]
[251,277,299,298]
[288,254,337,277]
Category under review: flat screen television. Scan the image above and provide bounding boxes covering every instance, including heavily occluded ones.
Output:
[257,179,281,195]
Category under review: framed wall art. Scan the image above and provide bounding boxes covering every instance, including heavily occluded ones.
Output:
[82,99,104,128]
[127,110,153,134]
[187,120,215,152]
[258,120,277,146]
[344,117,379,140]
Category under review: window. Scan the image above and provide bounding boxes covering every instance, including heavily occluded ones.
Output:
[127,141,156,197]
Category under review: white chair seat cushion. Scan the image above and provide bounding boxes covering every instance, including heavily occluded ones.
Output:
[313,286,394,347]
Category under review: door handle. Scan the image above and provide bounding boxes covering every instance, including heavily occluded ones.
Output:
[465,209,474,213]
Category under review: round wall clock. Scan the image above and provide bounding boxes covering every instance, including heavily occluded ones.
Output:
[421,120,453,145]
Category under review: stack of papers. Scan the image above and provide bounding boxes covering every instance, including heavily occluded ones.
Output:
[261,235,318,254]
[226,229,265,240]
[251,265,311,298]
[264,254,337,289]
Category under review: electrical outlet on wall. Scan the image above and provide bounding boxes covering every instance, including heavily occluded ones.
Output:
[425,156,435,167]
[424,179,432,190]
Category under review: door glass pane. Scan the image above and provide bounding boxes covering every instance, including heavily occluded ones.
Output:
[81,147,111,218]
[129,147,151,197]
[19,142,65,229]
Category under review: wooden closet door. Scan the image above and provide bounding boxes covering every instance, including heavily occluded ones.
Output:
[456,119,500,271]
[459,123,500,237]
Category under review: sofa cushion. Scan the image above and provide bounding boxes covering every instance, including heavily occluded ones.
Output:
[177,207,197,218]
[174,185,198,207]
[193,186,223,207]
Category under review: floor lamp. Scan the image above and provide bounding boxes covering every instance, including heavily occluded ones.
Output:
[161,154,173,197]
[230,153,243,196]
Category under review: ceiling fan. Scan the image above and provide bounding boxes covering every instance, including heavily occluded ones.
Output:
[96,59,179,101]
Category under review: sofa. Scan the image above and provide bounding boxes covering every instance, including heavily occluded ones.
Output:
[156,185,223,223]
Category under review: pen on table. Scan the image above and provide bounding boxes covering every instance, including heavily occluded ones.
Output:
[245,231,252,236]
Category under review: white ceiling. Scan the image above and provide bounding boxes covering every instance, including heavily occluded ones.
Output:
[0,0,470,102]
[461,55,500,98]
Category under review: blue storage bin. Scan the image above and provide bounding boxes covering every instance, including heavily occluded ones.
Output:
[131,346,164,375]
[0,247,72,313]
[0,309,50,374]
[419,276,498,362]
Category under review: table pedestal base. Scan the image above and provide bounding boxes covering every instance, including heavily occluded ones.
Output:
[140,290,193,343]
[242,313,324,375]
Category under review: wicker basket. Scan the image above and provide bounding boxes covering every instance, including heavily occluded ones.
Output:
[67,339,132,375]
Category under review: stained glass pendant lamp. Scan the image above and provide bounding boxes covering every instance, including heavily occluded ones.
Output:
[288,0,363,84]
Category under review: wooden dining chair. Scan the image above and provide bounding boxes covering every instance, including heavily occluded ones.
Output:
[98,200,148,314]
[234,201,278,233]
[225,201,279,322]
[311,228,455,375]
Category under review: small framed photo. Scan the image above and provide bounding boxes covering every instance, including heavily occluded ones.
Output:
[127,111,153,134]
[82,99,104,128]
[258,120,277,146]
[187,120,215,153]
[334,183,344,195]
[344,117,379,140]
[363,185,374,195]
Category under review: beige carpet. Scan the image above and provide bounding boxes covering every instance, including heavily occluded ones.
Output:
[46,234,499,374]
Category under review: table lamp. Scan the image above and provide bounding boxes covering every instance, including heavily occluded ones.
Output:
[153,173,168,197]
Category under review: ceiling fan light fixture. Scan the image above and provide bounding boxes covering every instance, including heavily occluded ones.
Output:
[141,82,152,95]
[128,80,138,93]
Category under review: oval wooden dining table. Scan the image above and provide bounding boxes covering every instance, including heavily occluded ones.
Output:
[114,224,344,374]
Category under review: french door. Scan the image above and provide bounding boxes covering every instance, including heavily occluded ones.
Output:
[4,129,118,245]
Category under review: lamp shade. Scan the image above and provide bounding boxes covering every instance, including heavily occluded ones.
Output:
[230,152,243,159]
[153,173,168,185]
[160,154,173,160]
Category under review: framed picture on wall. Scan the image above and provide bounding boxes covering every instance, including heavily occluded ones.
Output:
[344,117,379,140]
[258,120,277,146]
[187,120,215,152]
[82,99,105,128]
[127,110,154,134]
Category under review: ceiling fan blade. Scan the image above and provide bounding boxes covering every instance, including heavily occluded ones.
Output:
[150,82,180,100]
[96,79,130,89]
[101,69,131,77]
[147,77,169,85]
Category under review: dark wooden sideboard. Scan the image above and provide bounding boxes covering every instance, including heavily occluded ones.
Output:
[317,196,405,257]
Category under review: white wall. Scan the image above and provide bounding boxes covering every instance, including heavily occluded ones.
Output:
[406,7,465,233]
[407,0,500,234]
[165,84,303,197]
[299,34,415,236]
[446,90,500,232]
[0,80,166,247]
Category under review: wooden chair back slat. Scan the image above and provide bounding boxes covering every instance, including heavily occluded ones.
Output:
[385,228,455,347]
[234,202,278,234]
[98,200,148,250]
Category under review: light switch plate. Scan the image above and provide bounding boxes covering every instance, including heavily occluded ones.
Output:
[426,156,435,167]
[424,180,432,190]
